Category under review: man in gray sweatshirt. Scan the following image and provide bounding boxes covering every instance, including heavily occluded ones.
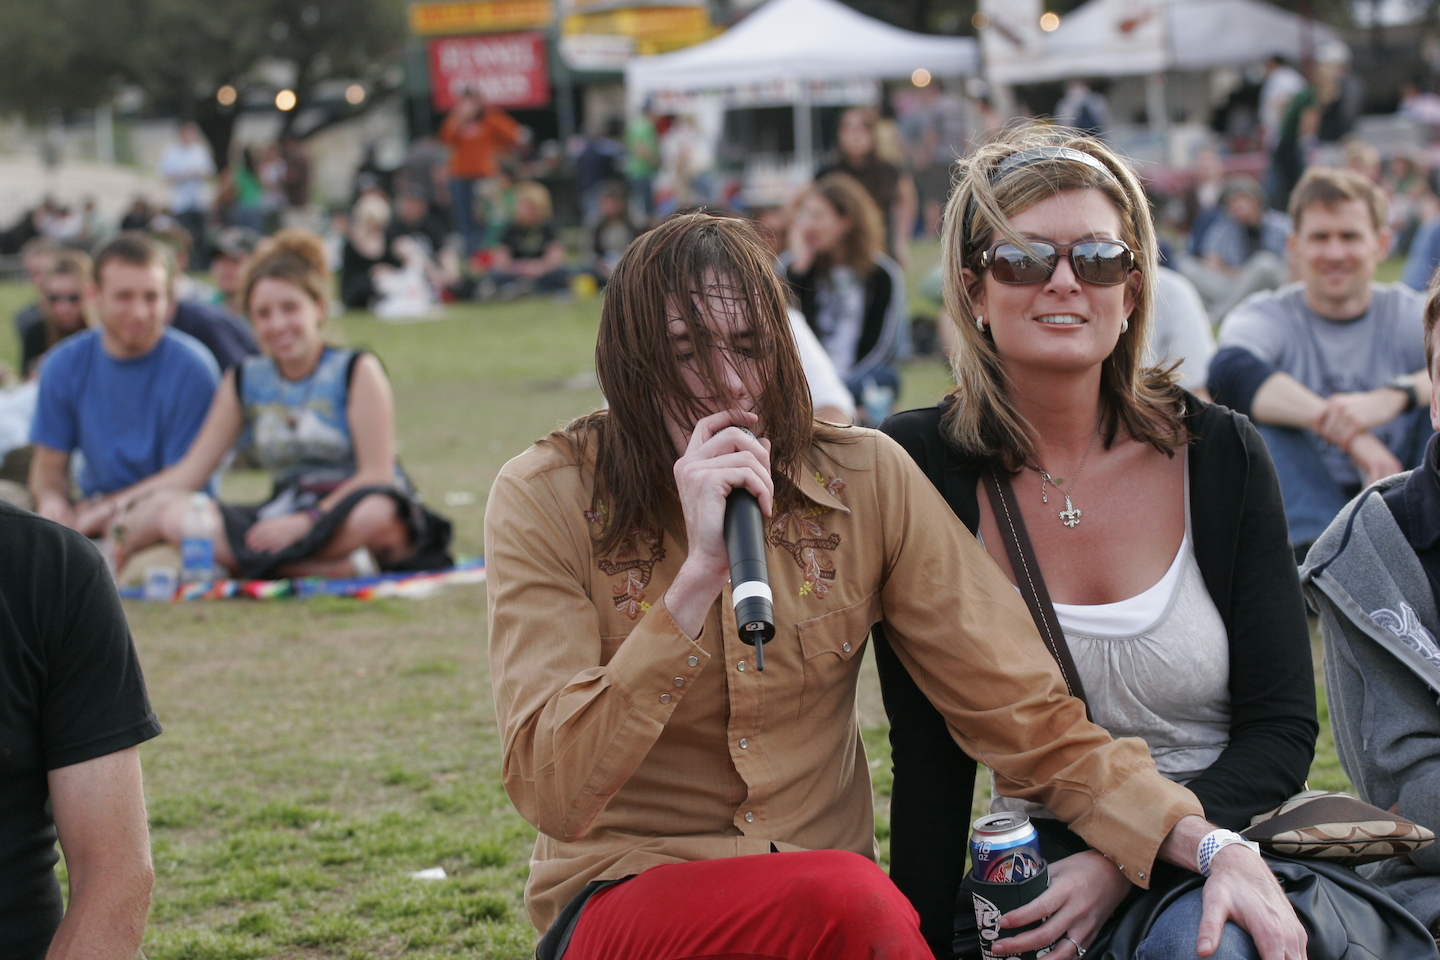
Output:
[1302,295,1440,941]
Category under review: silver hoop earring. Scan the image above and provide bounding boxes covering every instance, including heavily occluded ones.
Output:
[1120,317,1129,333]
[975,315,987,333]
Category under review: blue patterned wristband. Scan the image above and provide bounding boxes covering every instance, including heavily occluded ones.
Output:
[1197,828,1260,877]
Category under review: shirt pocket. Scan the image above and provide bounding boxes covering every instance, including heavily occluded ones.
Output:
[795,591,880,719]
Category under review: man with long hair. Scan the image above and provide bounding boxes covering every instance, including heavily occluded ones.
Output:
[485,212,1303,959]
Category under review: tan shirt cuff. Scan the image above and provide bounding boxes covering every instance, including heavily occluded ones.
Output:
[606,597,713,723]
[1063,761,1204,888]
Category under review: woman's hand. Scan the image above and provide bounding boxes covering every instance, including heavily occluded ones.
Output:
[1197,844,1305,960]
[786,218,815,274]
[245,512,314,554]
[990,851,1131,958]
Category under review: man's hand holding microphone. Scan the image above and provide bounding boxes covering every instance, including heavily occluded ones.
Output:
[664,411,773,643]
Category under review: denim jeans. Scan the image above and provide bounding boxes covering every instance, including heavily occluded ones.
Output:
[1258,409,1432,547]
[1134,888,1261,960]
[450,177,482,256]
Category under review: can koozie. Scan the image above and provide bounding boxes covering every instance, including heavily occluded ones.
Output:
[961,865,1055,959]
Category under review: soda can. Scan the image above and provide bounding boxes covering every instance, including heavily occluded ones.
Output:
[970,812,1045,883]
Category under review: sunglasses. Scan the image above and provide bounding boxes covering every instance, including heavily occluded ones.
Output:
[46,293,82,305]
[979,238,1135,286]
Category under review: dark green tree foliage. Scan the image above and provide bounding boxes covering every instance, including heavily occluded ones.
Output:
[0,0,405,166]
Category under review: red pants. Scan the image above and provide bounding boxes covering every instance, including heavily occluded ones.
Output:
[564,849,931,960]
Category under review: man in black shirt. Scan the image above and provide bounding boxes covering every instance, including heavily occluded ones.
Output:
[0,501,161,958]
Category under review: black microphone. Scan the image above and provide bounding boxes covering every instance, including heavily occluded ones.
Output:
[725,487,776,671]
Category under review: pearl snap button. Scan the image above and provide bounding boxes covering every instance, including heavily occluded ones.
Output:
[744,812,754,822]
[673,677,684,687]
[739,738,749,748]
[660,694,671,704]
[737,661,746,671]
[842,641,851,653]
[687,656,699,666]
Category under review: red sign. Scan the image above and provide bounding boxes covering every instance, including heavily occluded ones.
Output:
[428,32,550,110]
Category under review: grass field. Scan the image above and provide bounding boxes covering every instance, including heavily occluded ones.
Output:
[0,245,1352,958]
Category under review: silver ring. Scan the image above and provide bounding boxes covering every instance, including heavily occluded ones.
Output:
[1065,936,1087,958]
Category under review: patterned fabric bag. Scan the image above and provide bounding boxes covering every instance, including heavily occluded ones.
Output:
[1242,789,1435,866]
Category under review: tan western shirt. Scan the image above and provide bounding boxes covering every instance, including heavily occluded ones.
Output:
[485,427,1203,932]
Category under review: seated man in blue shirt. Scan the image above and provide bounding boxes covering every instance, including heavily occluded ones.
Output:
[1177,174,1289,321]
[1210,167,1433,554]
[28,233,219,536]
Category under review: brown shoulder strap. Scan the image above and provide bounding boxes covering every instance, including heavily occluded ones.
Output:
[981,469,1092,721]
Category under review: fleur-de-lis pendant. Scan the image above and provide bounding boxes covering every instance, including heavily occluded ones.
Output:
[1058,494,1081,528]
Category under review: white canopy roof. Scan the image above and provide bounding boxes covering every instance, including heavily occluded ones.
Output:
[986,0,1346,86]
[626,0,978,98]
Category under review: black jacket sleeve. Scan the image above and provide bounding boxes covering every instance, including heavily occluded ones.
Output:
[1184,401,1317,827]
[875,405,980,959]
[1206,345,1277,419]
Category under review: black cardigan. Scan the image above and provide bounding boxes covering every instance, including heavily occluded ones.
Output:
[786,259,896,381]
[873,395,1318,958]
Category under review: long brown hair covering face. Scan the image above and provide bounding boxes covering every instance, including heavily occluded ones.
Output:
[941,124,1187,472]
[567,212,815,557]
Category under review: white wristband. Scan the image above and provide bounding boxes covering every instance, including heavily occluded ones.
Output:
[1197,828,1261,877]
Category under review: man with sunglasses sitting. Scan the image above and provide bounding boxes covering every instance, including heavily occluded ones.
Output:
[1209,167,1432,557]
[21,250,93,379]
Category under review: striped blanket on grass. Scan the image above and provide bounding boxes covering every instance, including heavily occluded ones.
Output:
[119,558,485,602]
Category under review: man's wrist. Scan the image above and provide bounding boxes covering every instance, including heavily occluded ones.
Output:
[1343,429,1378,456]
[663,560,727,640]
[1386,374,1419,414]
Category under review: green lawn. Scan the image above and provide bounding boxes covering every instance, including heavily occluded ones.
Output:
[0,251,1349,958]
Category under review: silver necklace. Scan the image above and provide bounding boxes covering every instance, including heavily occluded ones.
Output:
[1034,429,1099,529]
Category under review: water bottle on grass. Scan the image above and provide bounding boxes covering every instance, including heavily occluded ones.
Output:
[180,493,218,582]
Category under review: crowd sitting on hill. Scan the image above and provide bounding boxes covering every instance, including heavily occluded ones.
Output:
[3,227,453,586]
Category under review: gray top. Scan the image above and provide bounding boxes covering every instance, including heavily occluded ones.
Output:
[1217,282,1427,486]
[995,469,1232,819]
[1302,480,1440,931]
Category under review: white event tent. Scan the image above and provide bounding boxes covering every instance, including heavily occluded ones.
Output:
[627,0,978,169]
[986,0,1346,86]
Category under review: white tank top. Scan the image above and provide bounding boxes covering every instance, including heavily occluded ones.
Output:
[993,456,1231,819]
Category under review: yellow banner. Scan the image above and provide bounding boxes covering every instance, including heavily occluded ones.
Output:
[409,0,554,36]
[561,6,711,54]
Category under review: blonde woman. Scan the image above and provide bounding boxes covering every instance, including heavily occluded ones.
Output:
[488,180,571,295]
[876,127,1317,959]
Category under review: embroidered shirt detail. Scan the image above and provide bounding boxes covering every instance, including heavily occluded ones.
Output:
[815,472,847,498]
[1370,602,1440,671]
[769,473,846,598]
[587,510,666,620]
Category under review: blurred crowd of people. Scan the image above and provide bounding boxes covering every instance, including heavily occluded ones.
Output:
[11,52,1440,446]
